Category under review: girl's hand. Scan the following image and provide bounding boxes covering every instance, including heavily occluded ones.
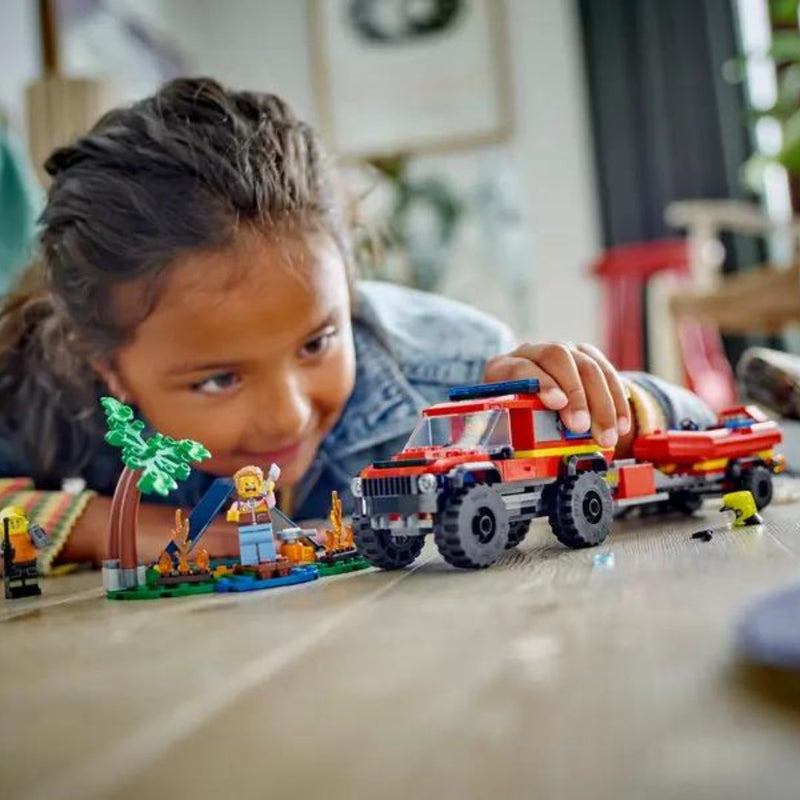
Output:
[484,342,630,449]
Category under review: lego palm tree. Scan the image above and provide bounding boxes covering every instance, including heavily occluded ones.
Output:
[101,397,210,590]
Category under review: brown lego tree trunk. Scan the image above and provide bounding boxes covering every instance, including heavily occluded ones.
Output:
[107,467,142,571]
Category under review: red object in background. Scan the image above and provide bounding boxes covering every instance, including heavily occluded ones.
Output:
[591,239,737,411]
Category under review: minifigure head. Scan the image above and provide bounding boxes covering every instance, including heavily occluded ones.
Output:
[0,506,28,536]
[3,78,356,490]
[233,465,265,499]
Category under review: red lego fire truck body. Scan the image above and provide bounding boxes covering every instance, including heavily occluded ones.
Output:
[351,380,783,570]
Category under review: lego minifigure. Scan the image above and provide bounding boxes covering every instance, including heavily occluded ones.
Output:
[720,491,763,527]
[1,505,49,599]
[227,464,281,566]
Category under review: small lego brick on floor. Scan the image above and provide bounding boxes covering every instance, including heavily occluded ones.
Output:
[214,565,319,593]
[592,552,615,569]
[691,529,714,543]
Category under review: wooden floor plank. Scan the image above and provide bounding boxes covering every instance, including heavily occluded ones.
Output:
[4,498,800,800]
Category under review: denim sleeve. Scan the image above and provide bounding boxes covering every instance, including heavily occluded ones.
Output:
[623,372,718,429]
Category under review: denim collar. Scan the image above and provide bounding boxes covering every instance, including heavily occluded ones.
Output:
[322,321,428,458]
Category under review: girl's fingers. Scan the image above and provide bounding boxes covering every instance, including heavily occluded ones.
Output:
[486,342,629,448]
[576,343,631,433]
[508,343,591,433]
[484,354,569,409]
[572,351,618,447]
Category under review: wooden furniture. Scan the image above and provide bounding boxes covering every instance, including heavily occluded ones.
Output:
[25,0,118,186]
[667,199,800,334]
[591,240,737,410]
[4,496,800,800]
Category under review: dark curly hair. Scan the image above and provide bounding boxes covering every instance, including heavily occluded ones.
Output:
[0,77,347,483]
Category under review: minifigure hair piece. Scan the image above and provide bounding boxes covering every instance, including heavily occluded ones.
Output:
[233,465,265,483]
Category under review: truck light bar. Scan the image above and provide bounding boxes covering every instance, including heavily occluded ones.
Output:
[448,379,541,401]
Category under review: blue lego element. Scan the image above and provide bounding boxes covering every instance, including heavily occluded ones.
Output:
[215,565,319,593]
[166,477,235,558]
[592,552,615,569]
[722,419,754,430]
[564,427,593,441]
[238,523,276,566]
[239,544,258,564]
[448,379,540,402]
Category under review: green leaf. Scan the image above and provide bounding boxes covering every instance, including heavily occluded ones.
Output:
[172,463,191,482]
[137,469,178,497]
[177,441,212,463]
[101,397,211,496]
[104,429,127,448]
[770,32,800,64]
[100,396,133,426]
[777,106,800,171]
[770,0,799,26]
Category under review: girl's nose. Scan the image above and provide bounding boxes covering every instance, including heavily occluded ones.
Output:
[250,375,312,444]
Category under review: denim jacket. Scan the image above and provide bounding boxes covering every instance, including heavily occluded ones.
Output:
[0,281,516,520]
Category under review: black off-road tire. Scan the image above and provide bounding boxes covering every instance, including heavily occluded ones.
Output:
[548,471,613,549]
[434,484,510,568]
[670,489,703,515]
[505,520,531,549]
[352,514,425,570]
[739,465,773,510]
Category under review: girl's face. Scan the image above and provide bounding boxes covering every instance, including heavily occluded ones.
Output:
[101,228,356,489]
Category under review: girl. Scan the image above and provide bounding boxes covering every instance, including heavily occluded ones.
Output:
[0,78,712,571]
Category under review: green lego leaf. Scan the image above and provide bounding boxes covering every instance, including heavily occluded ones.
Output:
[104,429,128,448]
[101,396,133,425]
[138,469,178,497]
[100,397,211,497]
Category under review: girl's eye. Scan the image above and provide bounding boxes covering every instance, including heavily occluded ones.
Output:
[299,328,337,360]
[191,371,241,395]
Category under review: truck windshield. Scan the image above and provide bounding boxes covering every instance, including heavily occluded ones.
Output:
[404,409,511,451]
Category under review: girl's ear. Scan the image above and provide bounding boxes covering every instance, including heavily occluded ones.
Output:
[90,356,131,403]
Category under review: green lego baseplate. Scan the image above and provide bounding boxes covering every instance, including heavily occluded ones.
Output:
[107,582,217,600]
[315,556,371,577]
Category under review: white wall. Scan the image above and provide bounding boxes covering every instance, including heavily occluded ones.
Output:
[170,0,602,344]
[172,0,315,123]
[505,0,601,344]
[0,0,602,344]
[0,0,39,142]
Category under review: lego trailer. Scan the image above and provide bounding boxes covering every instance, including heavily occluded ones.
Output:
[351,380,783,570]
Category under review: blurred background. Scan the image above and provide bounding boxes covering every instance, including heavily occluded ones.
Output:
[4,0,800,424]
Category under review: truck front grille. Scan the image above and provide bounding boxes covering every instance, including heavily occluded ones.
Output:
[363,475,414,497]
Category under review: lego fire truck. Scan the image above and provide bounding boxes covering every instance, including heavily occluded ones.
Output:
[351,380,783,570]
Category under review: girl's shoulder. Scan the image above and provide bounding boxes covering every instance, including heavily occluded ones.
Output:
[320,282,513,463]
[354,281,515,397]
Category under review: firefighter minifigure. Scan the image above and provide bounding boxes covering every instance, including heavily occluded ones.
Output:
[720,491,763,527]
[1,506,49,599]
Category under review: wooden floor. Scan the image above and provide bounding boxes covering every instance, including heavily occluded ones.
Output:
[5,490,800,800]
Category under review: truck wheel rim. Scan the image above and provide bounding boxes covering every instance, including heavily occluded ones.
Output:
[583,491,603,524]
[472,507,497,543]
